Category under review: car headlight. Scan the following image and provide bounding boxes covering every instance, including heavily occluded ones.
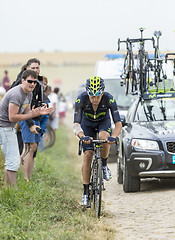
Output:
[131,139,159,150]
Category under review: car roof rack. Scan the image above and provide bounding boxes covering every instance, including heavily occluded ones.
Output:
[143,90,175,100]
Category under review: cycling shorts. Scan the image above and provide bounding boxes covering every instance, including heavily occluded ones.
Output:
[81,118,112,152]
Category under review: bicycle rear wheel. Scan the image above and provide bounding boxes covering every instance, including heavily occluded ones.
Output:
[43,125,56,149]
[124,54,130,95]
[94,157,103,218]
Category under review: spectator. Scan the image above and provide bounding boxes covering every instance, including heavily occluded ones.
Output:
[47,87,60,132]
[45,85,51,96]
[0,70,52,188]
[59,94,66,125]
[2,70,10,92]
[18,58,45,182]
[38,77,50,151]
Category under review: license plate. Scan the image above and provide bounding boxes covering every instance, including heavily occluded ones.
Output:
[172,155,175,164]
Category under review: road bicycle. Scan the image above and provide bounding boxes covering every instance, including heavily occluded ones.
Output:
[134,28,155,95]
[146,30,166,92]
[118,38,137,95]
[118,28,155,95]
[153,30,163,89]
[78,133,107,218]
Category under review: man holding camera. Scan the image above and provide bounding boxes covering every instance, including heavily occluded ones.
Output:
[0,70,52,188]
[17,58,46,182]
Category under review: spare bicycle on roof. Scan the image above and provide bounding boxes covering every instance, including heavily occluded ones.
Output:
[118,28,175,99]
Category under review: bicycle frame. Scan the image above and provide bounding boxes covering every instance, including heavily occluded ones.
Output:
[78,134,107,218]
[118,28,155,95]
[90,135,107,218]
[136,28,155,95]
[118,38,137,95]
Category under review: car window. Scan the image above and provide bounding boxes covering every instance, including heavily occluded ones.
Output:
[104,79,136,109]
[135,98,175,122]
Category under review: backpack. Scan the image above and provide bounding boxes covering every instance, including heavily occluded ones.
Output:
[10,70,24,89]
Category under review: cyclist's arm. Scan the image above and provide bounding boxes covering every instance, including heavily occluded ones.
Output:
[108,94,122,137]
[111,121,122,138]
[73,95,86,138]
[73,123,84,138]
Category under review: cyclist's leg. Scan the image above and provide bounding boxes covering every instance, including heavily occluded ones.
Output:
[98,118,111,158]
[80,123,95,206]
[98,119,112,180]
[99,130,110,158]
[82,150,94,185]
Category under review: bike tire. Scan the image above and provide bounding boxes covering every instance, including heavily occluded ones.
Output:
[89,158,95,209]
[139,52,144,94]
[123,53,129,95]
[43,125,56,149]
[94,157,103,218]
[130,53,137,93]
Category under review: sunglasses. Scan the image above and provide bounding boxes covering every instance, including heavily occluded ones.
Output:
[88,91,102,96]
[27,79,37,84]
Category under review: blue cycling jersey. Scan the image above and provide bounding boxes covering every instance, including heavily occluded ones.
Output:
[74,91,121,124]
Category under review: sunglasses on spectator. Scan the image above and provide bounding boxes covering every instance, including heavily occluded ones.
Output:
[27,79,37,84]
[88,91,102,96]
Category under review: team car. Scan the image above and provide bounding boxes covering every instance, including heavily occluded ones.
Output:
[118,91,175,192]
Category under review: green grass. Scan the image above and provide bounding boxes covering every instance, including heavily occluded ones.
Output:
[0,126,115,240]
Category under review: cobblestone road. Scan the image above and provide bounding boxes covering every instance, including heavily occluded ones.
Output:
[103,162,175,240]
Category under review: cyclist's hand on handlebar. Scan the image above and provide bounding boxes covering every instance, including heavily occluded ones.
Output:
[81,136,92,144]
[107,136,119,144]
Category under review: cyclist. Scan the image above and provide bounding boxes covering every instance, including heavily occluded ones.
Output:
[73,76,122,207]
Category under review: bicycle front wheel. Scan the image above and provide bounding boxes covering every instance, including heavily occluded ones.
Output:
[94,158,103,218]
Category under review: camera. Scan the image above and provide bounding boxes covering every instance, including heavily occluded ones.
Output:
[36,127,42,133]
[38,101,45,107]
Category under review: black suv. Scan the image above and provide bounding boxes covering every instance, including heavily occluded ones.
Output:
[118,92,175,192]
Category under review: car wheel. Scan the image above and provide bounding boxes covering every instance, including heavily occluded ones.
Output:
[123,156,140,192]
[117,159,123,184]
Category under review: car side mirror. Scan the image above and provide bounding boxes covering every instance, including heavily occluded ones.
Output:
[120,114,127,127]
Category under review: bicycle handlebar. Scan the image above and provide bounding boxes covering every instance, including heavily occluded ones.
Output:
[78,138,118,155]
[91,139,107,144]
[118,37,155,51]
[165,53,175,63]
[127,37,155,48]
[118,38,127,51]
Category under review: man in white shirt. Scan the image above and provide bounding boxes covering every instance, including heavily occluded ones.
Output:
[48,87,59,131]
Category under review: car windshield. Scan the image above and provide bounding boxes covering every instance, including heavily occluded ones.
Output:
[135,98,175,122]
[104,79,136,109]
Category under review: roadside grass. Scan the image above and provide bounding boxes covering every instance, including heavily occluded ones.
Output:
[0,126,115,240]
